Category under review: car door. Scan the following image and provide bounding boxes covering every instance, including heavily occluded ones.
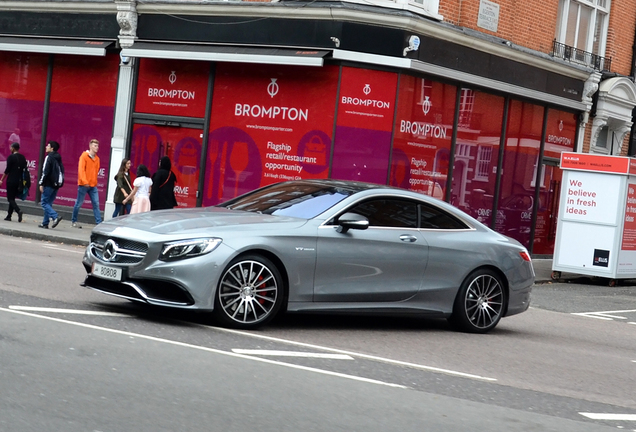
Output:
[314,197,428,302]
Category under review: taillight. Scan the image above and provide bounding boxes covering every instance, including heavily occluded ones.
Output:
[519,251,531,262]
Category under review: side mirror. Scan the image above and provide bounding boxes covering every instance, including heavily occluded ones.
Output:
[336,212,369,233]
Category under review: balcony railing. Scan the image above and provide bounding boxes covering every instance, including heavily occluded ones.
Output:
[552,40,611,72]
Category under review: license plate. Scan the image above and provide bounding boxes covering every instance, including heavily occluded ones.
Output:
[92,263,123,281]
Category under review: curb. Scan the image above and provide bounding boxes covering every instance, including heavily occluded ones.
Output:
[0,227,90,247]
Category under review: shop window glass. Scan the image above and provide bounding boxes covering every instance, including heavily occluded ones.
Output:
[130,124,201,208]
[533,164,563,255]
[390,75,456,199]
[46,54,119,209]
[203,63,339,206]
[0,52,48,202]
[330,67,398,185]
[544,109,577,159]
[450,90,504,227]
[495,100,544,249]
[475,146,493,181]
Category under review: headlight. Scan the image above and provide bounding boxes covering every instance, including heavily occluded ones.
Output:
[159,238,222,261]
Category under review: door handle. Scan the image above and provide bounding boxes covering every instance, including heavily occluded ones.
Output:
[400,234,418,243]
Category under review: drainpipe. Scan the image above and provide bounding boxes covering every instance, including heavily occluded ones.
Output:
[628,29,636,155]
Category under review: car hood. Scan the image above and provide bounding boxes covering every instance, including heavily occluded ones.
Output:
[95,207,308,236]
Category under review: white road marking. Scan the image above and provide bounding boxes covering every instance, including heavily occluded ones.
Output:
[0,307,406,389]
[210,326,497,382]
[42,244,84,254]
[232,349,354,360]
[572,309,636,321]
[5,306,495,382]
[571,313,613,321]
[9,306,130,317]
[580,413,636,421]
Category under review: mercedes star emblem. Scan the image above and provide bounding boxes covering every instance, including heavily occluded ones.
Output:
[103,239,118,262]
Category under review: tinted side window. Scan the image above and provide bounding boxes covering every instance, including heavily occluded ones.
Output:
[419,203,468,229]
[347,199,418,228]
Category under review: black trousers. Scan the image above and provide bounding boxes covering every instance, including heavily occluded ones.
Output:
[5,180,21,218]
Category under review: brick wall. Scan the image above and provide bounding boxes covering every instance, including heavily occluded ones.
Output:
[439,0,559,54]
[605,1,636,76]
[438,0,636,74]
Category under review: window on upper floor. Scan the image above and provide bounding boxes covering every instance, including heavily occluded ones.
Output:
[556,0,610,60]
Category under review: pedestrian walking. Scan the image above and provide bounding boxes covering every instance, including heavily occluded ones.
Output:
[150,156,178,210]
[124,164,152,214]
[112,158,133,217]
[71,138,102,228]
[38,141,64,229]
[0,142,27,222]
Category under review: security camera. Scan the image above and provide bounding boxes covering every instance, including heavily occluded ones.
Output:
[403,35,420,56]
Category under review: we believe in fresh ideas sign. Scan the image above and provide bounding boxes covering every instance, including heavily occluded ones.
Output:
[560,152,626,224]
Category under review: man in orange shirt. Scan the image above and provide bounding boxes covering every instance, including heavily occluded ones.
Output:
[71,138,102,227]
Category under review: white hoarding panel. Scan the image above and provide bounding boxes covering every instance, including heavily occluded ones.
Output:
[617,251,636,275]
[554,221,615,274]
[562,171,621,225]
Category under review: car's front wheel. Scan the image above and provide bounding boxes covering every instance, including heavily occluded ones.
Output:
[449,269,505,334]
[214,254,283,329]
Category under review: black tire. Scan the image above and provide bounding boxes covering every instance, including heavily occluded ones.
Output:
[213,254,284,329]
[448,269,505,334]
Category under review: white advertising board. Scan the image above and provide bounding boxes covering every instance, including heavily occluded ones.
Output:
[554,221,616,274]
[561,170,622,225]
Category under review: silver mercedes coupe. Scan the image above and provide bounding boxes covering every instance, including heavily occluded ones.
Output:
[82,179,534,333]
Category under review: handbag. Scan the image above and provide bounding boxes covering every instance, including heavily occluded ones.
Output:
[17,168,30,201]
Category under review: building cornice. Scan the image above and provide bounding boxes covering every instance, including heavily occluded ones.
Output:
[134,2,595,81]
[1,1,592,81]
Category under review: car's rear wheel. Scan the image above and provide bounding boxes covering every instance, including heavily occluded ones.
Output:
[214,254,283,329]
[449,269,505,334]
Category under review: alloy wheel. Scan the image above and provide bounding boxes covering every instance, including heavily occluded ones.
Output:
[463,273,504,330]
[217,259,279,326]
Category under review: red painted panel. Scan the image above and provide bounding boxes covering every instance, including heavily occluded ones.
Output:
[336,66,398,132]
[390,75,456,198]
[50,54,119,106]
[203,63,339,205]
[135,58,209,117]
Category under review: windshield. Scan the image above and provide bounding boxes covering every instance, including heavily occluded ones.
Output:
[218,182,355,219]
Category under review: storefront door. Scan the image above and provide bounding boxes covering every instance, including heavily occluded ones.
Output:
[532,160,562,255]
[130,123,202,208]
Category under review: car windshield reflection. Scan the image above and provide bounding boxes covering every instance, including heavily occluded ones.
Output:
[218,182,354,218]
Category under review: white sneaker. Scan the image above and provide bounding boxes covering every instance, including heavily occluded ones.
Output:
[72,222,82,229]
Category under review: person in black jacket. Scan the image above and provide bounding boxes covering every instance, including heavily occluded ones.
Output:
[0,142,27,222]
[38,141,64,229]
[150,156,178,210]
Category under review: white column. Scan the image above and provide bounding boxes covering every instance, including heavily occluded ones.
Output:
[105,58,135,220]
[106,0,138,220]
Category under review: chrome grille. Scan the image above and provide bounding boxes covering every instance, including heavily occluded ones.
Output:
[90,235,148,265]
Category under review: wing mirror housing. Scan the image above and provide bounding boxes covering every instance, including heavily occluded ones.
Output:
[336,212,369,233]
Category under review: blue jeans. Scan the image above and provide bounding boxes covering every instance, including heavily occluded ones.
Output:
[71,185,102,224]
[112,202,131,218]
[41,186,59,226]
